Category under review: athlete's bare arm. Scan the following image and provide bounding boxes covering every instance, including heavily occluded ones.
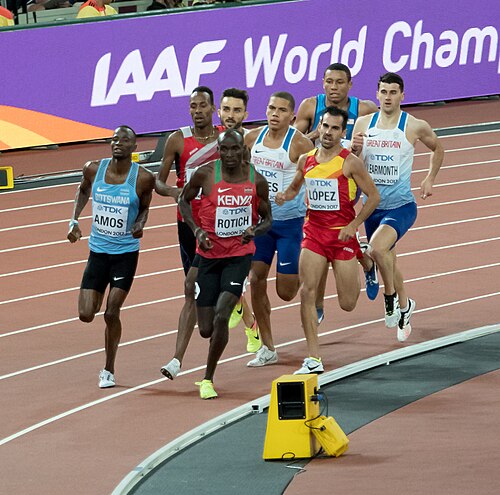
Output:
[294,97,317,139]
[290,132,314,163]
[155,130,184,200]
[67,161,98,243]
[131,167,155,238]
[350,115,372,156]
[410,117,444,200]
[242,172,272,244]
[340,153,380,241]
[243,126,263,151]
[359,99,379,117]
[178,163,214,251]
[275,153,307,205]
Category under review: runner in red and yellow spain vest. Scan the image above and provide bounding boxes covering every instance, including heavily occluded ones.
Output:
[276,106,379,375]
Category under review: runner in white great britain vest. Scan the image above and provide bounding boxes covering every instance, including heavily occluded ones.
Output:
[362,111,415,210]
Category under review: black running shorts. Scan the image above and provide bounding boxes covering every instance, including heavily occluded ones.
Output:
[195,254,252,307]
[81,250,139,293]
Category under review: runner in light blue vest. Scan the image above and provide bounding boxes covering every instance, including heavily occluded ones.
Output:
[67,126,155,389]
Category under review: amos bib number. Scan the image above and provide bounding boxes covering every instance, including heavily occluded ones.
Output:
[93,202,128,237]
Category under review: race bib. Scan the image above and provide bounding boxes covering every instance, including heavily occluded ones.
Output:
[185,166,201,199]
[92,201,128,237]
[364,136,401,185]
[255,166,283,199]
[215,206,251,237]
[305,177,340,210]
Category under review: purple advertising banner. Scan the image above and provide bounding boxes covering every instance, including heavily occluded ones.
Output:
[1,0,499,149]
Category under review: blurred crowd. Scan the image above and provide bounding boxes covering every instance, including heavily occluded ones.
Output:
[0,0,246,22]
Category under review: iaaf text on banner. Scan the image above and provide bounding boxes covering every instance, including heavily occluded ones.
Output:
[0,0,499,150]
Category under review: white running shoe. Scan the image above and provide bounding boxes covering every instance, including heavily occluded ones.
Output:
[397,298,416,342]
[246,345,278,367]
[160,358,181,380]
[98,369,115,388]
[294,357,324,375]
[384,293,400,328]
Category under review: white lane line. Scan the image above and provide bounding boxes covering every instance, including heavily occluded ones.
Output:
[0,238,180,255]
[2,174,499,254]
[0,293,185,338]
[0,244,181,278]
[439,129,500,138]
[1,212,499,306]
[412,214,500,231]
[0,199,74,213]
[0,134,496,206]
[412,159,499,174]
[0,220,176,234]
[414,143,499,158]
[1,233,499,339]
[417,194,500,209]
[2,261,499,382]
[0,268,184,305]
[0,330,179,381]
[1,289,498,447]
[0,182,80,195]
[2,193,499,279]
[0,202,174,215]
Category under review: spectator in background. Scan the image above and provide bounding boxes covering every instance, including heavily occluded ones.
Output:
[0,5,14,26]
[77,0,117,17]
[147,0,186,10]
[25,0,71,12]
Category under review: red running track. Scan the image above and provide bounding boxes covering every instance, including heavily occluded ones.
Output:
[0,100,499,494]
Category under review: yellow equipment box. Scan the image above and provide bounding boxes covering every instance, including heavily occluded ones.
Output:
[309,415,349,457]
[0,166,14,190]
[263,374,321,460]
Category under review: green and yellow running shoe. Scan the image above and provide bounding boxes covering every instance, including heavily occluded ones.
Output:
[245,319,262,353]
[195,379,218,400]
[229,301,243,329]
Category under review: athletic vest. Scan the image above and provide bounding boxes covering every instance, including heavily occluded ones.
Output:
[303,148,357,229]
[313,94,359,146]
[363,111,415,210]
[251,126,305,221]
[197,160,259,259]
[89,159,140,254]
[176,125,224,222]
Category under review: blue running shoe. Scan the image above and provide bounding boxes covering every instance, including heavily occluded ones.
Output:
[316,307,325,325]
[365,261,379,300]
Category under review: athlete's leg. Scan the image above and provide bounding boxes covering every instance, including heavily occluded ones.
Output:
[332,257,361,312]
[177,220,196,275]
[299,249,328,359]
[314,266,329,313]
[368,224,398,295]
[78,252,107,322]
[172,266,198,363]
[78,289,104,323]
[250,261,274,350]
[275,219,302,301]
[241,294,255,328]
[103,287,130,374]
[393,251,409,309]
[201,291,239,382]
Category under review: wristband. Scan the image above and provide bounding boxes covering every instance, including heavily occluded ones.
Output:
[69,219,79,228]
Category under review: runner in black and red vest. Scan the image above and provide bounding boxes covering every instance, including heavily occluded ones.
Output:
[156,86,225,274]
